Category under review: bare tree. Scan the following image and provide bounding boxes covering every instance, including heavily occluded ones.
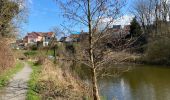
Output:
[54,0,129,100]
[132,0,170,37]
[49,27,65,63]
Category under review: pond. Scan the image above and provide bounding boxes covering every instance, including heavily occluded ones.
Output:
[99,65,170,100]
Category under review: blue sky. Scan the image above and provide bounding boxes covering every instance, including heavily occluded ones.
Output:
[23,0,133,36]
[23,0,62,35]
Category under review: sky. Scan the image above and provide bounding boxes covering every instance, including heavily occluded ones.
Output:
[23,0,62,35]
[23,0,133,36]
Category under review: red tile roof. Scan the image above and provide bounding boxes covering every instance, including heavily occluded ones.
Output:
[25,32,54,39]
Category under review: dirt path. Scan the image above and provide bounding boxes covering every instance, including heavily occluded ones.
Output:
[0,62,32,100]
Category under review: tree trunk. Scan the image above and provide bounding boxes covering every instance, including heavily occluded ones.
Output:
[87,0,100,99]
[54,45,56,64]
[92,68,100,100]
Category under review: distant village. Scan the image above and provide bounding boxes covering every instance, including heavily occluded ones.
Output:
[12,25,130,50]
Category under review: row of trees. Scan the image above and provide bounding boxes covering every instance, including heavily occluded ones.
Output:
[133,0,170,36]
[132,0,170,64]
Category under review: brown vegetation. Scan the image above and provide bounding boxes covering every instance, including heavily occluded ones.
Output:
[36,59,89,100]
[0,38,15,74]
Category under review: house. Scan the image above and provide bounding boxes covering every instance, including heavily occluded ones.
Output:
[41,32,54,46]
[10,39,25,50]
[59,36,78,43]
[59,37,67,42]
[105,25,130,38]
[59,34,81,43]
[59,32,89,43]
[23,32,42,46]
[23,32,54,47]
[69,34,81,42]
[112,25,121,30]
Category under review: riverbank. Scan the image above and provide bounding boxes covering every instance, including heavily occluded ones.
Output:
[109,51,170,66]
[26,59,89,100]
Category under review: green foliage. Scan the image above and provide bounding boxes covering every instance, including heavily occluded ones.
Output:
[24,51,37,56]
[27,62,41,100]
[29,45,38,51]
[129,17,147,53]
[0,0,19,37]
[130,17,142,37]
[144,37,170,65]
[0,62,24,88]
[47,49,54,56]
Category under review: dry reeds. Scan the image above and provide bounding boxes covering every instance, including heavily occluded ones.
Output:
[37,60,89,100]
[0,38,15,74]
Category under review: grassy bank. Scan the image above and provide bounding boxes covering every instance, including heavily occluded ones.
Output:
[0,61,24,88]
[26,59,89,100]
[26,62,41,100]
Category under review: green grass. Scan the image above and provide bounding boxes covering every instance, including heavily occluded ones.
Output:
[24,50,54,58]
[0,61,24,88]
[24,51,38,58]
[26,62,42,100]
[46,49,54,56]
[24,51,38,56]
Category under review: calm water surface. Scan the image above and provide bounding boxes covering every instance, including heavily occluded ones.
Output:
[99,65,170,100]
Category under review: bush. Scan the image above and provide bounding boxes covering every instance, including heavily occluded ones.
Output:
[65,43,76,54]
[34,56,45,66]
[144,37,170,65]
[28,45,38,50]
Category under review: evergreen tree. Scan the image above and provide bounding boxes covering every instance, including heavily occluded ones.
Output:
[130,17,142,37]
[129,17,148,53]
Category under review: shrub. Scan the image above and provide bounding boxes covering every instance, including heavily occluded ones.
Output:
[28,44,38,51]
[144,37,170,65]
[65,43,75,54]
[0,39,15,73]
[34,56,45,66]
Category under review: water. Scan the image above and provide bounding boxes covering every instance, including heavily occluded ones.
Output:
[99,65,170,100]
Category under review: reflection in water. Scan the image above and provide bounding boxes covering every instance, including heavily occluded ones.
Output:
[65,62,170,100]
[99,65,170,100]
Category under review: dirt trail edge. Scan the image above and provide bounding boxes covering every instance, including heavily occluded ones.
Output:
[0,62,32,100]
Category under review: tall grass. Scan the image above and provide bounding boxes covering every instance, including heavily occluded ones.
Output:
[0,39,15,73]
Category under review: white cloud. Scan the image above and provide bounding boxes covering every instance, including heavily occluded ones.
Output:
[98,15,134,25]
[96,15,134,30]
[113,15,134,26]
